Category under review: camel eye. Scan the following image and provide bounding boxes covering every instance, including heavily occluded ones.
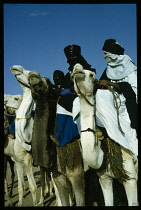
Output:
[90,74,93,78]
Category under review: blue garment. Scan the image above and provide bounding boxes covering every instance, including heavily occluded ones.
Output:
[60,88,74,96]
[55,114,79,146]
[7,116,16,134]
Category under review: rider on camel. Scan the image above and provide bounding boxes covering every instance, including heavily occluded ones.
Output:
[50,44,96,146]
[97,38,138,137]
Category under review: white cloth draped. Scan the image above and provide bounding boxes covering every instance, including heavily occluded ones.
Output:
[57,103,72,116]
[104,52,137,80]
[15,92,34,151]
[72,92,138,157]
[95,89,138,156]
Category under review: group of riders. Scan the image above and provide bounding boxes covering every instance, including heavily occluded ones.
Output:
[6,38,138,161]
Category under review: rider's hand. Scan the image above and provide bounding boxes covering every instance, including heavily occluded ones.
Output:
[99,80,111,87]
[98,80,120,90]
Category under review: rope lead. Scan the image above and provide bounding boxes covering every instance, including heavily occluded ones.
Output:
[106,85,125,135]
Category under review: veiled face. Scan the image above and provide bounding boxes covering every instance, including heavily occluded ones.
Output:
[103,51,118,63]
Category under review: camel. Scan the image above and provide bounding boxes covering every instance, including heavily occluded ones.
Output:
[5,66,38,206]
[4,94,23,206]
[28,71,56,206]
[28,71,85,206]
[71,63,138,206]
[5,71,54,207]
[9,66,54,206]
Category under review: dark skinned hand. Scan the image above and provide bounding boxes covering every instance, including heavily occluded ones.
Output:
[98,80,120,90]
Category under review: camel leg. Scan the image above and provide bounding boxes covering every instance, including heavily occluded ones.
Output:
[4,160,13,207]
[51,173,62,206]
[43,171,54,196]
[123,179,138,206]
[8,157,15,198]
[68,169,85,206]
[46,172,54,196]
[15,161,24,206]
[4,156,13,206]
[99,175,113,206]
[37,170,53,206]
[38,170,53,206]
[23,153,37,206]
[37,167,46,206]
[52,174,70,206]
[37,168,53,206]
[121,148,138,206]
[38,187,44,206]
[4,178,13,206]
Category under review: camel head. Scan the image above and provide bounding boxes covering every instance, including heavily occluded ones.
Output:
[4,94,23,113]
[71,63,96,97]
[28,71,52,100]
[10,65,31,90]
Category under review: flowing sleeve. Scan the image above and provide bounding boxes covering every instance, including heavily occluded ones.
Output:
[117,82,138,131]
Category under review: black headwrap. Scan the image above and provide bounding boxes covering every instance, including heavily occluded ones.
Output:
[102,39,125,55]
[64,44,96,73]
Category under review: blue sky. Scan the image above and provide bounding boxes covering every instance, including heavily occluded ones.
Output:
[4,4,137,95]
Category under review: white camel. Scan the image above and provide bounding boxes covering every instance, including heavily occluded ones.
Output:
[9,66,54,206]
[71,63,138,206]
[5,66,38,206]
[4,94,23,206]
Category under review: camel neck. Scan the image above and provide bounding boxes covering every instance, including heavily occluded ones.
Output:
[80,97,95,129]
[79,96,103,170]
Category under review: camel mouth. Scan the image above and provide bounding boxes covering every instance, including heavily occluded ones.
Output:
[71,71,85,79]
[10,67,23,76]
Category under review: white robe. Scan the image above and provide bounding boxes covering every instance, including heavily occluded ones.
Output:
[95,89,138,156]
[72,70,138,157]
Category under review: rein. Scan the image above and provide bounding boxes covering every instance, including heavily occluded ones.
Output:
[4,107,32,120]
[15,116,31,121]
[75,79,94,107]
[81,128,96,133]
[105,85,124,135]
[16,77,30,89]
